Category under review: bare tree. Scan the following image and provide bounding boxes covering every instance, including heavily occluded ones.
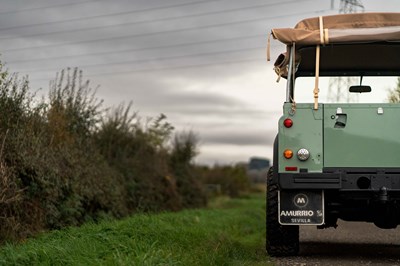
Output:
[388,77,400,103]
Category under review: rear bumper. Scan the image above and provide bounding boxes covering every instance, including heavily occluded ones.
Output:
[280,172,341,189]
[279,168,400,191]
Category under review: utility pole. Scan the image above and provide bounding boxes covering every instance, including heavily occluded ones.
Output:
[339,0,365,13]
[327,0,364,102]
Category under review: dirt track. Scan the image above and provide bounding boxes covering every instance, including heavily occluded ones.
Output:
[272,220,400,266]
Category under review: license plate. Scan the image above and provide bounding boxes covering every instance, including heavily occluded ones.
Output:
[278,190,324,225]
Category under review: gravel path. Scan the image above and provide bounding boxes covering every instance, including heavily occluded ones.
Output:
[272,220,400,266]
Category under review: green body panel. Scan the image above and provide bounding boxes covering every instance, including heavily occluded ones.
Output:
[278,103,323,173]
[278,103,400,172]
[324,103,400,167]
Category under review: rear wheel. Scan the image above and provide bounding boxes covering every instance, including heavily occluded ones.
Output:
[266,167,299,256]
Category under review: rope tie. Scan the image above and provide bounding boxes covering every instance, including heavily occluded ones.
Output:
[275,68,282,82]
[267,32,272,62]
[289,95,296,116]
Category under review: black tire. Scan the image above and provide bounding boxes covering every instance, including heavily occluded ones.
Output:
[266,167,299,256]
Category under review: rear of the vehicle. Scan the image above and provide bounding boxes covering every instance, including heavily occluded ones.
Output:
[266,13,400,256]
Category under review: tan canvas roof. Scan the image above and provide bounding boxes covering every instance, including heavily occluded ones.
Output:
[271,13,400,46]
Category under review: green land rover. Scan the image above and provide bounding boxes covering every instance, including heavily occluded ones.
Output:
[266,12,400,256]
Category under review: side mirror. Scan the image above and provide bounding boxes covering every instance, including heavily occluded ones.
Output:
[349,85,371,93]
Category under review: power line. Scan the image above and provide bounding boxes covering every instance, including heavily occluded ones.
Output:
[0,0,310,41]
[18,45,272,73]
[0,0,221,32]
[2,9,330,53]
[0,0,103,15]
[30,57,264,81]
[90,58,264,76]
[7,34,264,64]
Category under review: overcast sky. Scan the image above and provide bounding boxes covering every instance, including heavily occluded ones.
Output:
[0,0,399,165]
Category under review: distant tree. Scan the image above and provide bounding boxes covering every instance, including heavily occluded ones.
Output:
[170,131,198,167]
[388,77,400,103]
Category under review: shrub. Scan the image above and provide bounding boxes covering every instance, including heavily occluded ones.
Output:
[0,65,207,242]
[45,68,128,227]
[197,164,250,198]
[170,132,207,208]
[95,104,203,212]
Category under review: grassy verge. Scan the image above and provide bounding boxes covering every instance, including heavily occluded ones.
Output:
[0,194,271,266]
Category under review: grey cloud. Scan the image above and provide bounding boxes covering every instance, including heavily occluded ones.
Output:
[200,129,276,146]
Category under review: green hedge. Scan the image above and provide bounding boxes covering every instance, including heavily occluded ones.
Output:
[0,67,206,242]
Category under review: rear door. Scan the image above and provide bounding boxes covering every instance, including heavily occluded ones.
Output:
[323,104,400,168]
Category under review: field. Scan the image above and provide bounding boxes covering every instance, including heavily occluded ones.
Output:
[0,194,271,266]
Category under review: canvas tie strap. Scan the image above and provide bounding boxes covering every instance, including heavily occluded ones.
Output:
[314,45,320,110]
[267,32,272,61]
[313,16,324,110]
[319,16,325,45]
[290,43,297,115]
[324,28,329,44]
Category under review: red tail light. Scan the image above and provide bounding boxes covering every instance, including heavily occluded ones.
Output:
[283,118,293,128]
[285,166,298,171]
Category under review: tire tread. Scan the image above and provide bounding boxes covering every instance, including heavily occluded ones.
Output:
[266,167,299,256]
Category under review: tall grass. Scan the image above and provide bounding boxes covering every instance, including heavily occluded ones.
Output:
[0,194,270,266]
